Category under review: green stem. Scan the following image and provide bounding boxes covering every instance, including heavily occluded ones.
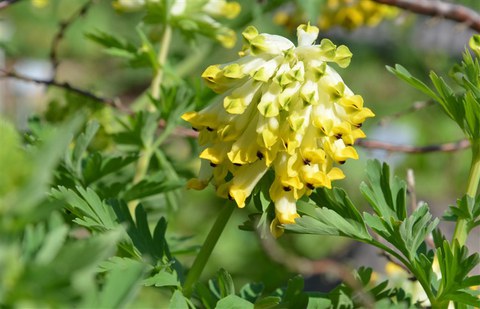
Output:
[465,141,480,197]
[366,239,437,305]
[128,26,172,215]
[128,146,153,216]
[183,203,235,298]
[151,25,172,102]
[452,140,480,246]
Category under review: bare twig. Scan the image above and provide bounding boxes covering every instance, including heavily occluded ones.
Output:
[0,0,23,10]
[407,169,416,212]
[1,68,127,111]
[378,100,435,127]
[372,0,480,32]
[257,230,374,307]
[357,139,470,153]
[175,125,470,153]
[50,0,97,80]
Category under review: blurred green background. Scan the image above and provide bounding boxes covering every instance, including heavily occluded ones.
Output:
[1,0,479,305]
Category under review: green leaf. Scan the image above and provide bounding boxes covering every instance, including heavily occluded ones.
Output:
[282,275,309,309]
[254,296,281,309]
[85,30,137,52]
[136,25,160,72]
[71,121,100,178]
[239,282,264,303]
[306,297,331,309]
[144,270,179,287]
[95,261,145,308]
[446,290,480,307]
[52,186,118,231]
[217,269,235,298]
[196,281,219,309]
[216,295,254,309]
[13,115,84,214]
[98,256,146,273]
[83,153,138,185]
[34,213,69,264]
[287,188,371,241]
[464,92,480,138]
[285,214,340,236]
[113,111,158,147]
[436,240,480,304]
[429,72,465,126]
[110,200,170,262]
[121,176,185,202]
[386,65,440,101]
[399,204,439,260]
[360,160,407,220]
[169,290,190,309]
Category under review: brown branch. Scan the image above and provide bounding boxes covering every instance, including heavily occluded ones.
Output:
[372,0,480,32]
[0,0,23,10]
[357,138,470,153]
[50,0,97,80]
[176,126,470,154]
[1,68,128,112]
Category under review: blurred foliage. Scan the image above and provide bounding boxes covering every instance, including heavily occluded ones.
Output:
[1,0,479,308]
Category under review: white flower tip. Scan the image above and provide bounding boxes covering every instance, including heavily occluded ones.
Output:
[297,23,319,47]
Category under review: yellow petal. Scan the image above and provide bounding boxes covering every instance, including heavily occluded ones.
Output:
[273,191,300,224]
[229,160,268,208]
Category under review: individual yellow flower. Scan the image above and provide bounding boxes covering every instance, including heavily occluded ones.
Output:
[182,24,374,236]
[112,0,240,48]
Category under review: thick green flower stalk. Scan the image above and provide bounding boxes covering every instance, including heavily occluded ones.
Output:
[113,0,240,48]
[182,24,374,235]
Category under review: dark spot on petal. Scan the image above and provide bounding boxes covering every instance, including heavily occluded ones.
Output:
[283,186,291,192]
[206,127,214,131]
[303,158,311,165]
[192,127,199,132]
[210,162,217,167]
[352,104,358,109]
[354,123,362,128]
[334,133,342,139]
[234,163,242,166]
[306,183,315,190]
[338,160,346,165]
[256,151,264,160]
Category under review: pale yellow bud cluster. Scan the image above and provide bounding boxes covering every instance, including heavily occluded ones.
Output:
[112,0,240,48]
[274,0,397,31]
[182,24,374,236]
[319,0,398,30]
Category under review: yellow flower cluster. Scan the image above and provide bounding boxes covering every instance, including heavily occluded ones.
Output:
[112,0,240,48]
[182,24,374,236]
[274,0,397,31]
[318,0,398,30]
